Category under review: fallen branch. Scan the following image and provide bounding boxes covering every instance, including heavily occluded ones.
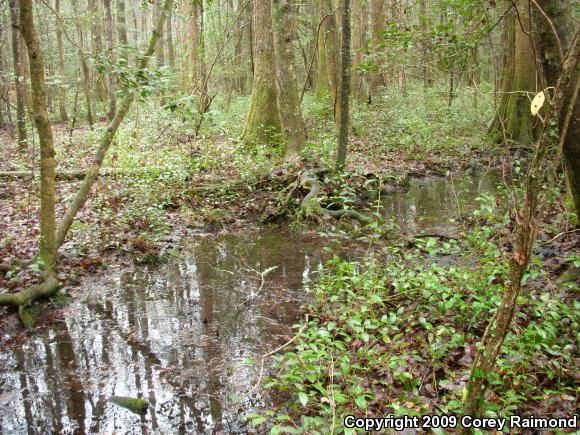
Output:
[0,168,174,180]
[413,233,459,241]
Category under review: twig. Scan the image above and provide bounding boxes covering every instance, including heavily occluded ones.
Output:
[244,315,309,397]
[541,229,580,245]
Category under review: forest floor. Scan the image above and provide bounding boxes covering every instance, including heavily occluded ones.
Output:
[1,87,578,428]
[1,87,499,291]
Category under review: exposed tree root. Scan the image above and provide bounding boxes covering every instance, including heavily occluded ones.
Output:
[413,233,458,241]
[299,170,372,224]
[0,276,59,325]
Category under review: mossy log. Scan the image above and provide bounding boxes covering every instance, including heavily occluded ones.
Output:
[299,171,372,224]
[0,276,60,325]
[109,396,149,414]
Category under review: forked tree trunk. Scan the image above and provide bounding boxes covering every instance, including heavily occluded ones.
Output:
[272,0,306,159]
[241,0,280,146]
[335,0,351,171]
[19,0,57,271]
[9,0,27,151]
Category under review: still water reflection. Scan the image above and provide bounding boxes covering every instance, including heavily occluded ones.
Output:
[0,171,500,434]
[1,232,336,434]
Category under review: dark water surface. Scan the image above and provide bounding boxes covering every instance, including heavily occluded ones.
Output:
[0,171,501,434]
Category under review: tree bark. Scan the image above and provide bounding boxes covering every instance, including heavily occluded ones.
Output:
[351,0,366,101]
[19,0,57,271]
[240,0,281,146]
[184,0,209,113]
[419,0,429,90]
[87,0,107,101]
[55,0,68,122]
[533,0,580,219]
[103,0,117,120]
[369,0,386,100]
[316,0,339,110]
[154,0,165,67]
[166,8,175,68]
[335,0,351,171]
[9,0,27,151]
[272,0,306,159]
[116,0,128,48]
[489,0,538,144]
[71,0,94,128]
[462,30,579,422]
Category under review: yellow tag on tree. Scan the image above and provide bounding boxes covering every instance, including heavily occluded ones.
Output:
[531,91,545,116]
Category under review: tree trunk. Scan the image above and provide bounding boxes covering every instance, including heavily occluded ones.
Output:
[56,0,174,248]
[489,0,537,144]
[116,0,128,47]
[240,0,280,146]
[88,0,107,101]
[316,0,339,109]
[369,0,385,100]
[19,0,57,271]
[185,0,209,113]
[166,8,175,68]
[71,0,94,128]
[419,0,429,90]
[335,0,351,171]
[462,30,579,422]
[103,0,117,120]
[55,0,68,122]
[272,0,306,159]
[9,0,27,151]
[154,0,165,67]
[533,0,579,220]
[351,0,366,101]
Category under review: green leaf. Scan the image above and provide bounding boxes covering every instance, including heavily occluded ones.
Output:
[298,392,308,406]
[354,396,367,409]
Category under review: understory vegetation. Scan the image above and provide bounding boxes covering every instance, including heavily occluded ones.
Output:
[1,0,578,432]
[251,195,579,433]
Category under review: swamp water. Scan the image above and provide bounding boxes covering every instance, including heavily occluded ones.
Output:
[0,171,501,434]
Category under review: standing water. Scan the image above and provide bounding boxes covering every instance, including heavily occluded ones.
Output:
[0,171,500,434]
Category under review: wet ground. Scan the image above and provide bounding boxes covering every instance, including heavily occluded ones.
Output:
[0,171,501,434]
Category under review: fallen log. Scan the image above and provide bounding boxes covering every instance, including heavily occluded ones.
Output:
[0,168,170,180]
